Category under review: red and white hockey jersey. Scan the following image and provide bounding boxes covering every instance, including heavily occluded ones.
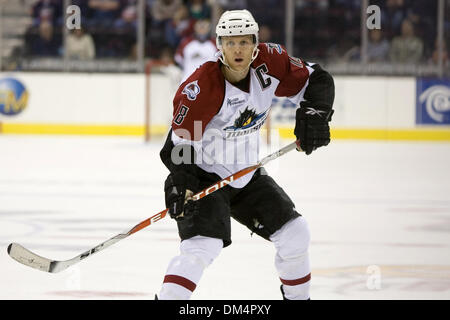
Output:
[175,36,218,83]
[170,43,315,188]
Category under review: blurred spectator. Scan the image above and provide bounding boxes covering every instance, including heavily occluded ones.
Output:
[164,5,195,48]
[326,37,360,63]
[258,25,272,43]
[380,0,408,39]
[429,38,449,67]
[71,0,91,17]
[147,0,183,58]
[175,18,217,82]
[66,27,96,60]
[159,46,176,65]
[151,0,183,26]
[249,0,284,27]
[88,0,122,28]
[114,0,138,31]
[389,19,424,63]
[30,20,61,57]
[30,0,62,27]
[159,46,183,88]
[406,0,437,57]
[367,29,390,62]
[128,43,138,60]
[187,0,211,20]
[217,0,247,10]
[296,0,328,10]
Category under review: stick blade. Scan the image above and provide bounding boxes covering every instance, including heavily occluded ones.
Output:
[7,243,54,273]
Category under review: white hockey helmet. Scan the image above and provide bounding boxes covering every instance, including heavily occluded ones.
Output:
[215,9,259,48]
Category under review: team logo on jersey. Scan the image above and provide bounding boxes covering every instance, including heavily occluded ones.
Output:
[182,80,200,101]
[224,107,268,138]
[265,43,284,55]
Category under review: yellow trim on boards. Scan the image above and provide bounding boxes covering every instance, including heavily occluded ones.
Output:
[0,123,167,136]
[1,123,450,141]
[277,127,450,141]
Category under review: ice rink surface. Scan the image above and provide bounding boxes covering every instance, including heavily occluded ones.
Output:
[0,134,449,300]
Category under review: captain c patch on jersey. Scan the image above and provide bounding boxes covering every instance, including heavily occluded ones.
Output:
[224,107,268,138]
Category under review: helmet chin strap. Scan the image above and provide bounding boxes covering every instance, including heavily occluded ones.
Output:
[219,47,260,78]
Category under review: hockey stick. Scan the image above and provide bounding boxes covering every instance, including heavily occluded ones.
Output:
[7,141,300,273]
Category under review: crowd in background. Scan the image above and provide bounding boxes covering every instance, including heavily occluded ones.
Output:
[25,0,216,60]
[23,0,448,67]
[293,0,447,66]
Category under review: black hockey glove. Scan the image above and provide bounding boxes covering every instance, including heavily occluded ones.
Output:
[294,101,334,155]
[164,171,199,221]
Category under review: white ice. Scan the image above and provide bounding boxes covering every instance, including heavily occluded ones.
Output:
[0,135,449,300]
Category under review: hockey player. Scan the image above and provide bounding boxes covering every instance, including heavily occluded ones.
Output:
[158,9,334,300]
[175,18,217,83]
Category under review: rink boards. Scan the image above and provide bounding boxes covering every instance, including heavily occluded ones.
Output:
[0,72,449,140]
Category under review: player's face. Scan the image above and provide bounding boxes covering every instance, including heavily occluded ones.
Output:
[221,35,255,71]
